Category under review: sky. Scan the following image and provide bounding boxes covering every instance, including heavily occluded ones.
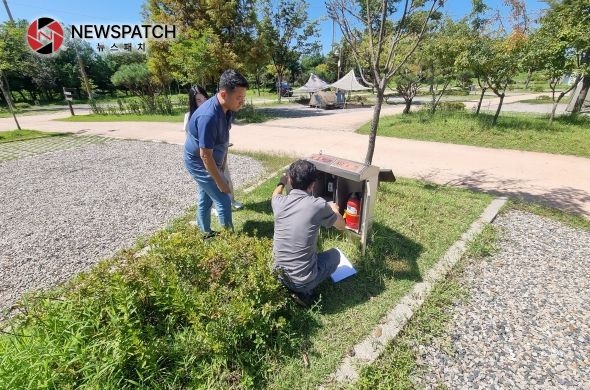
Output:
[1,0,549,54]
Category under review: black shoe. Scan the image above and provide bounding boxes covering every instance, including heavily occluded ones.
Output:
[202,231,219,239]
[290,291,316,308]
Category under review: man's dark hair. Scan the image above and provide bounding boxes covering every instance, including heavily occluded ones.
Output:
[288,160,317,191]
[219,69,249,93]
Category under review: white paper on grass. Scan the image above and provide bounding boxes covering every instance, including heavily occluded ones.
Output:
[330,248,357,282]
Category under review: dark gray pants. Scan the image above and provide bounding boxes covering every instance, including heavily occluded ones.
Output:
[279,248,341,295]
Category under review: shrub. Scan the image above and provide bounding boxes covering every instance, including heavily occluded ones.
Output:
[14,102,31,109]
[439,101,465,111]
[421,101,465,112]
[444,89,469,96]
[234,103,271,123]
[0,230,302,389]
[350,95,369,105]
[88,99,106,115]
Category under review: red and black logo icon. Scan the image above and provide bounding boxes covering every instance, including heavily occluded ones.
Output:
[27,17,64,54]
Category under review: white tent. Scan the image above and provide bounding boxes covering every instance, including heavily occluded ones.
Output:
[328,69,371,91]
[293,73,329,93]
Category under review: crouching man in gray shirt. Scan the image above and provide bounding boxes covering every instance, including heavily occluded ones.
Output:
[271,159,345,307]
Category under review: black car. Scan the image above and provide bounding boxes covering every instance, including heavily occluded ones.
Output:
[277,82,293,97]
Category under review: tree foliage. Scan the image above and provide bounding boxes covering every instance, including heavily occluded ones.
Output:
[259,0,320,100]
[144,0,260,88]
[327,0,443,164]
[538,0,590,114]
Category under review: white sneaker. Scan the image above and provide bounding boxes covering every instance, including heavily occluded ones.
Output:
[211,208,218,217]
[232,200,243,210]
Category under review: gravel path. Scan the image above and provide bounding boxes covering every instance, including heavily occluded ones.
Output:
[416,210,590,389]
[0,139,264,316]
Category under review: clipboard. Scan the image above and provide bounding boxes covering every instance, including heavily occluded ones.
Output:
[330,248,357,282]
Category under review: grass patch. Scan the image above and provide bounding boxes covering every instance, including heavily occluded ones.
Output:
[0,162,492,388]
[517,95,571,105]
[0,129,63,143]
[354,223,499,389]
[358,110,590,158]
[55,113,184,123]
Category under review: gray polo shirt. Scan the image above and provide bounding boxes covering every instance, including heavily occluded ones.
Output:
[272,189,338,287]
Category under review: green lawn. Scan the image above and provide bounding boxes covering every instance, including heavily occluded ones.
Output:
[0,150,493,388]
[0,129,62,143]
[517,95,571,104]
[358,111,590,158]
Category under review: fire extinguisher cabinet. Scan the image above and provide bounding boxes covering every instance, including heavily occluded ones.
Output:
[305,153,389,254]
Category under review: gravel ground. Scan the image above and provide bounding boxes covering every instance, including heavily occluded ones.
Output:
[415,210,590,389]
[0,139,264,316]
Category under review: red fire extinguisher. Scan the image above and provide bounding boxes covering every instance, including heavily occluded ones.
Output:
[345,192,361,231]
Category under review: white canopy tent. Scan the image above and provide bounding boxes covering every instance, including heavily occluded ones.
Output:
[293,73,329,93]
[327,69,371,91]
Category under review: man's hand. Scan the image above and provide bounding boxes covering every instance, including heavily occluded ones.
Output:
[328,201,340,214]
[328,202,346,230]
[200,148,231,194]
[217,180,231,194]
[279,173,288,186]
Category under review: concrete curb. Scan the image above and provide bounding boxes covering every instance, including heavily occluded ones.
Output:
[323,196,508,387]
[242,164,290,194]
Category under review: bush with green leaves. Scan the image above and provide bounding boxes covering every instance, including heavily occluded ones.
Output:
[0,229,302,389]
[421,101,465,112]
[14,102,31,109]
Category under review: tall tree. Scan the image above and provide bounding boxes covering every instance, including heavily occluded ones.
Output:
[144,0,259,88]
[484,31,527,125]
[259,0,320,101]
[421,17,471,113]
[526,18,584,121]
[540,0,590,114]
[327,0,443,164]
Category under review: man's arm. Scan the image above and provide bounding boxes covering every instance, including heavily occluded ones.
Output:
[328,202,346,230]
[200,148,231,193]
[272,174,288,197]
[272,183,284,197]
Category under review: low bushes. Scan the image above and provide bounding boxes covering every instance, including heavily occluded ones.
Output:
[89,95,178,116]
[0,229,303,389]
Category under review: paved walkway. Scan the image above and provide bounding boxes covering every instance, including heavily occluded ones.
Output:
[1,93,589,218]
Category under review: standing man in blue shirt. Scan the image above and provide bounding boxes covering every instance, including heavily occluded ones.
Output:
[184,69,249,237]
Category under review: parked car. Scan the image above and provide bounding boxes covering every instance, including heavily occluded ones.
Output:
[277,82,293,97]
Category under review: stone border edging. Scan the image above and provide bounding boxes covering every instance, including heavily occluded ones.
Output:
[323,196,508,387]
[242,164,290,194]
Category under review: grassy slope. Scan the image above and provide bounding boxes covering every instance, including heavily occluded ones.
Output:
[358,111,590,158]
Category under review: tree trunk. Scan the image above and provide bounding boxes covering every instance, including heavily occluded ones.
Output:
[524,68,533,89]
[403,97,413,114]
[276,73,282,103]
[550,91,567,122]
[364,87,385,165]
[572,75,590,113]
[0,74,21,130]
[476,88,487,115]
[492,92,505,126]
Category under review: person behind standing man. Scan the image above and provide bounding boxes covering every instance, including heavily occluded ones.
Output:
[271,159,346,307]
[183,84,209,132]
[184,70,249,237]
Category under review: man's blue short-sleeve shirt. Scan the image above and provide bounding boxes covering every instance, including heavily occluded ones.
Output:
[184,95,232,171]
